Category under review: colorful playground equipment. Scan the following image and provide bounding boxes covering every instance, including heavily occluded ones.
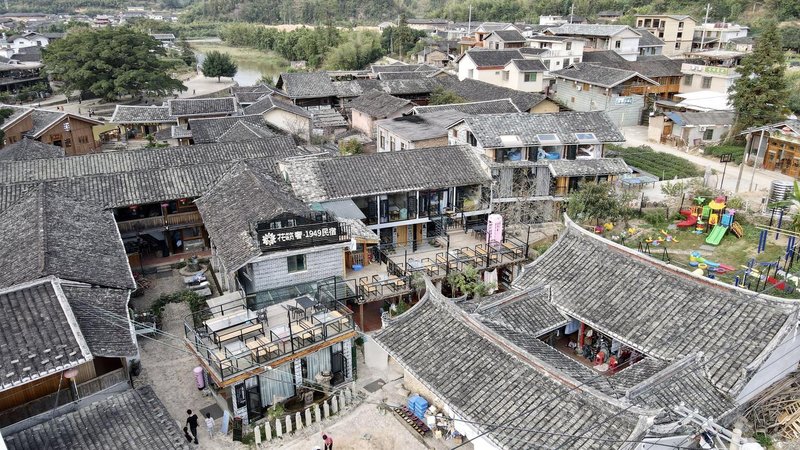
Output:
[689,251,735,274]
[675,196,742,245]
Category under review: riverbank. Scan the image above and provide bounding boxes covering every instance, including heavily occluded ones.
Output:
[189,40,290,85]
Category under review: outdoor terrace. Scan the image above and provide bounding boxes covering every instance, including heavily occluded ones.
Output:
[184,295,355,383]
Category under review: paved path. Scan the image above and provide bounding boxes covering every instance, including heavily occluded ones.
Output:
[620,126,794,200]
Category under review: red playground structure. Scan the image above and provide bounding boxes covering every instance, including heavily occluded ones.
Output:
[677,209,698,229]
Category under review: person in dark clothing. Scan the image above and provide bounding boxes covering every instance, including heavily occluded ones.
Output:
[183,427,193,443]
[186,409,199,444]
[322,433,333,450]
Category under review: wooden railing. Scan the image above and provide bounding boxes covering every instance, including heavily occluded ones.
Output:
[76,367,128,398]
[117,210,202,233]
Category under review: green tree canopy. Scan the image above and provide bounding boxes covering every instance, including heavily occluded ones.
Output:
[428,86,467,105]
[782,26,800,52]
[729,21,788,131]
[566,181,621,225]
[201,50,238,82]
[42,27,186,101]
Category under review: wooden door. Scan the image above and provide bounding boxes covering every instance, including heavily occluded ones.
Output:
[396,225,408,246]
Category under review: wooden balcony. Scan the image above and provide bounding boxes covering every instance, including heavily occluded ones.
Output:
[117,210,202,233]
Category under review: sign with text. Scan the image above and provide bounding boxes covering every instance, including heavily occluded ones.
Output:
[256,221,344,252]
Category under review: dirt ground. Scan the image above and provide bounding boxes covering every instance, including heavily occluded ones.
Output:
[130,270,187,312]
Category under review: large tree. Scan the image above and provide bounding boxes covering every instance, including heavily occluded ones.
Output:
[729,21,788,132]
[43,28,186,101]
[201,51,238,82]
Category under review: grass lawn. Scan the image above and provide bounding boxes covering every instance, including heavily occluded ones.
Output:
[606,145,703,180]
[603,219,800,298]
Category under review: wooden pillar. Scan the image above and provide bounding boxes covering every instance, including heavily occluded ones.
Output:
[359,303,364,329]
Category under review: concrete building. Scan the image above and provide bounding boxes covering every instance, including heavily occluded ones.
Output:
[679,50,744,95]
[649,111,736,146]
[456,49,547,93]
[348,90,413,137]
[693,22,749,52]
[635,14,696,55]
[544,24,642,61]
[375,110,463,152]
[526,35,585,73]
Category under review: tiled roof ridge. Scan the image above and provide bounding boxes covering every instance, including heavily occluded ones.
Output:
[50,278,94,361]
[560,215,799,306]
[34,185,47,280]
[625,352,707,399]
[474,284,551,314]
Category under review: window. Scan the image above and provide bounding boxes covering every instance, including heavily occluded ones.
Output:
[390,138,395,151]
[571,96,575,103]
[658,32,664,38]
[582,83,590,91]
[702,76,712,88]
[467,69,474,79]
[400,142,406,150]
[676,32,683,39]
[64,138,72,147]
[466,131,477,146]
[501,70,509,81]
[287,254,306,273]
[703,128,714,140]
[563,58,570,67]
[637,20,643,27]
[683,74,693,86]
[565,41,572,50]
[380,134,385,150]
[614,40,621,49]
[524,72,537,82]
[78,135,89,144]
[653,19,660,28]
[678,21,684,29]
[675,42,681,50]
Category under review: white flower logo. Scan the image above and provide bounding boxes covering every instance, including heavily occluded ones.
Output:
[261,232,277,246]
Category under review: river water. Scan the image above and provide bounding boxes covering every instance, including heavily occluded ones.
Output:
[191,39,284,87]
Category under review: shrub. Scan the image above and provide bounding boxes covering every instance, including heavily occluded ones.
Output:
[704,145,745,164]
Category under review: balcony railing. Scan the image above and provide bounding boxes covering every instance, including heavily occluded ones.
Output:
[117,210,202,233]
[184,298,355,382]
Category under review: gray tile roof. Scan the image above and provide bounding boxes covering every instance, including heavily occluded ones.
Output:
[376,109,464,141]
[0,278,91,391]
[666,111,736,127]
[379,78,438,96]
[0,186,135,290]
[63,285,137,357]
[188,115,277,144]
[462,49,526,67]
[634,28,665,47]
[552,62,656,88]
[469,286,566,336]
[234,91,270,105]
[0,139,64,161]
[110,105,175,124]
[374,283,644,449]
[3,386,191,450]
[437,77,547,112]
[547,24,638,37]
[371,64,430,73]
[27,109,67,138]
[457,111,625,148]
[283,145,490,202]
[580,51,683,79]
[376,71,438,80]
[243,94,312,118]
[0,137,303,212]
[277,72,338,99]
[196,163,311,272]
[311,109,348,129]
[547,158,632,177]
[167,97,237,118]
[0,105,32,129]
[518,47,549,56]
[348,90,412,118]
[509,58,548,71]
[412,99,520,115]
[489,29,526,42]
[513,221,797,393]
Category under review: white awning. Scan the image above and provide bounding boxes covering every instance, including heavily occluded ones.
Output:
[318,199,366,220]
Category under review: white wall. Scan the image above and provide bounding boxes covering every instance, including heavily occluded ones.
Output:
[263,109,311,141]
[553,78,643,127]
[249,245,344,292]
[457,56,478,81]
[737,326,800,404]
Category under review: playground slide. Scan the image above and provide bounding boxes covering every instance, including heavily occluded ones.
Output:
[705,225,728,245]
[676,210,698,228]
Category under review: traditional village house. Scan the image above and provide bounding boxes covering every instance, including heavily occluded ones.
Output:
[230,83,290,107]
[275,72,339,110]
[348,90,413,137]
[482,29,526,49]
[376,100,523,153]
[310,109,349,138]
[447,111,630,218]
[0,105,101,155]
[635,14,696,56]
[550,63,660,126]
[185,115,279,145]
[456,49,547,93]
[0,138,63,161]
[110,105,177,140]
[741,120,800,177]
[635,28,666,56]
[373,218,800,448]
[416,48,450,67]
[544,24,642,61]
[190,163,361,424]
[405,18,451,32]
[0,187,140,431]
[167,97,239,125]
[526,35,585,73]
[581,51,684,101]
[243,94,313,141]
[648,111,735,147]
[149,33,175,47]
[0,61,44,93]
[2,386,190,449]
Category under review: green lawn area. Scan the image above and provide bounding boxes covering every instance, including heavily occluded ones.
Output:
[606,145,703,180]
[605,218,800,298]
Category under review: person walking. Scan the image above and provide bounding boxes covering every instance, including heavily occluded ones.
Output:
[205,412,215,438]
[186,409,199,444]
[322,433,333,450]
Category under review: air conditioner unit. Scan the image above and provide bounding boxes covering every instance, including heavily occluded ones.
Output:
[699,126,707,131]
[576,85,582,91]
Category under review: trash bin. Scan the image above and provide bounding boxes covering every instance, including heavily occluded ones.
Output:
[193,366,205,390]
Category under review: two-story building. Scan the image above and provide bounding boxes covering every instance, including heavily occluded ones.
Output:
[456,49,547,93]
[679,50,744,95]
[742,120,800,177]
[167,97,239,125]
[243,94,313,142]
[582,51,683,100]
[544,24,642,61]
[635,14,696,55]
[693,21,749,52]
[550,63,660,126]
[276,72,339,110]
[0,105,101,155]
[348,89,413,137]
[446,111,629,218]
[482,29,526,49]
[634,28,665,56]
[526,35,585,73]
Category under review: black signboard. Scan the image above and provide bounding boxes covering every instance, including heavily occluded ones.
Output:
[234,383,247,408]
[257,221,345,252]
[720,153,733,163]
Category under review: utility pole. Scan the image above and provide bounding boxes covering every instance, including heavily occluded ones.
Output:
[570,3,575,23]
[749,129,766,192]
[467,5,472,35]
[699,3,711,49]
